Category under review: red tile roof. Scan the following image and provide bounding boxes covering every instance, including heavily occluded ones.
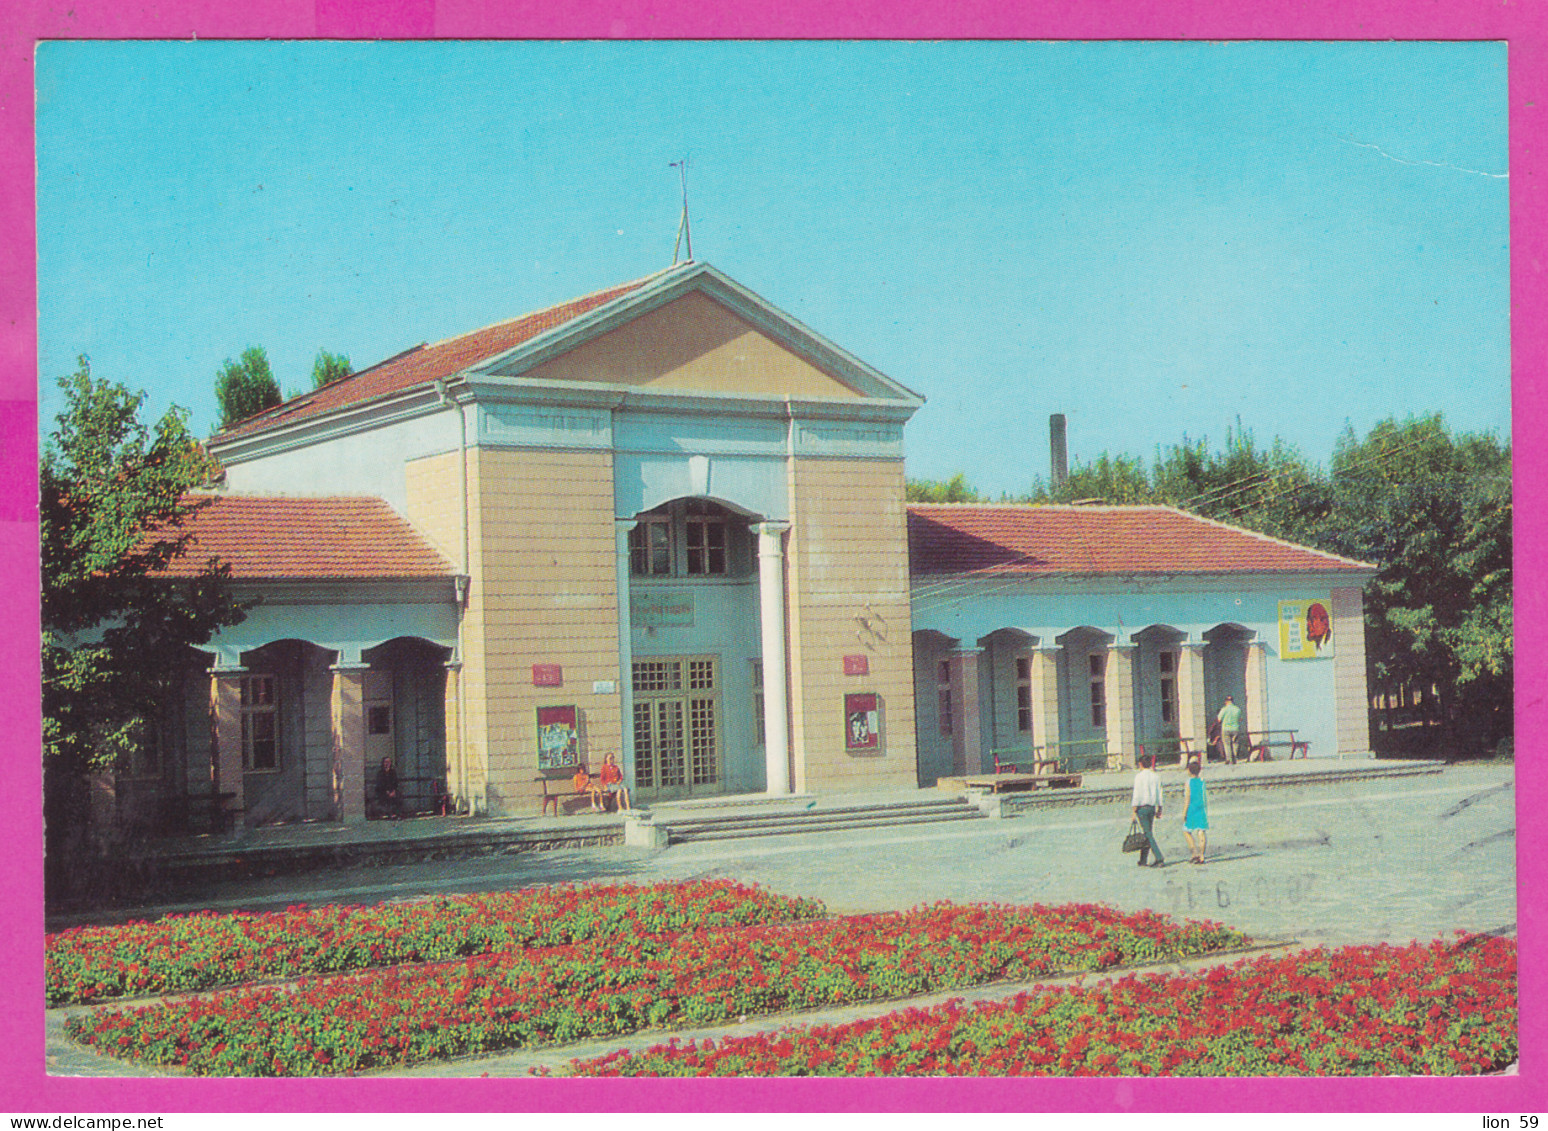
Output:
[907,504,1372,577]
[150,495,455,581]
[216,272,667,440]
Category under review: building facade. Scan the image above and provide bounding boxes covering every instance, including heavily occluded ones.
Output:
[120,263,1375,830]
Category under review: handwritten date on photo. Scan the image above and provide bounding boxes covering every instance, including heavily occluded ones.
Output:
[1164,872,1317,911]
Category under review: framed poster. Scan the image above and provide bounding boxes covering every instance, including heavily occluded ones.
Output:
[536,705,579,769]
[1278,598,1334,659]
[845,692,881,751]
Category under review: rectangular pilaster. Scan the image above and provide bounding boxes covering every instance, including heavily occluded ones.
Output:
[210,671,246,825]
[1332,587,1371,756]
[1030,647,1061,753]
[331,664,368,825]
[1106,644,1137,769]
[1177,643,1208,750]
[1246,641,1269,738]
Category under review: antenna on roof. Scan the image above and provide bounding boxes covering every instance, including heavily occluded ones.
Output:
[669,158,693,264]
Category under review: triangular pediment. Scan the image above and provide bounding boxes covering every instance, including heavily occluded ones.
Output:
[475,263,922,404]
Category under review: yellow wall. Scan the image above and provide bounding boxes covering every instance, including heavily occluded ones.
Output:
[468,447,622,814]
[524,292,864,400]
[785,456,917,792]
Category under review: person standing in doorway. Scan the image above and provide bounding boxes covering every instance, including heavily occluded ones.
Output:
[1131,752,1165,867]
[1183,758,1209,864]
[1217,695,1244,764]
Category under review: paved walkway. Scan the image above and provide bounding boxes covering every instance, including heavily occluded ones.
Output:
[47,760,1515,1077]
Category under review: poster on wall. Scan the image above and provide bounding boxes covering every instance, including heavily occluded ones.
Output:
[536,705,580,769]
[845,693,881,751]
[1278,598,1334,660]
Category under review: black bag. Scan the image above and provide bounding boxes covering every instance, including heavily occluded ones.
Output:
[1122,820,1148,854]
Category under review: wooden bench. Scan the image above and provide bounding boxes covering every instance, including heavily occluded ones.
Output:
[965,770,1083,794]
[537,769,604,817]
[1245,730,1310,761]
[1138,738,1204,767]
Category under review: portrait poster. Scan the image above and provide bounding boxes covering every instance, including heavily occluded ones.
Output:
[1278,597,1335,659]
[535,705,579,769]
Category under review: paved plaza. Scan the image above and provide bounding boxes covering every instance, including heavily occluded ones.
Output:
[47,761,1516,1077]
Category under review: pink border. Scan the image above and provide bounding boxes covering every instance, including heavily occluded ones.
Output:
[5,0,1540,1113]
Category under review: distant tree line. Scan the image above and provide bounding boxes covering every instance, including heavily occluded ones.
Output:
[213,346,351,429]
[907,415,1512,752]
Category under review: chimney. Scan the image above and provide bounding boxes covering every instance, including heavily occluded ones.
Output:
[1050,413,1068,489]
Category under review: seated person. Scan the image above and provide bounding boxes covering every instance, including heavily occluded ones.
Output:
[598,751,631,811]
[572,764,606,812]
[375,756,404,819]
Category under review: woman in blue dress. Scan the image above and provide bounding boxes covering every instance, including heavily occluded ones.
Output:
[1183,758,1209,864]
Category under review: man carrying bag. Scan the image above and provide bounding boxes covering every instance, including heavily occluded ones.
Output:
[1130,753,1165,867]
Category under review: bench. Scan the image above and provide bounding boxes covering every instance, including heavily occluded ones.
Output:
[964,771,1084,794]
[537,769,607,817]
[369,776,449,819]
[1245,730,1310,761]
[1138,738,1204,767]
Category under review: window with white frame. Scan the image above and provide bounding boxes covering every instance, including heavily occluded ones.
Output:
[1159,651,1178,724]
[240,674,279,771]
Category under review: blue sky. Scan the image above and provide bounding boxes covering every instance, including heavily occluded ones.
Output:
[36,40,1508,497]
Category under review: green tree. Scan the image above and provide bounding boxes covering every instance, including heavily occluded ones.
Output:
[214,345,281,428]
[311,348,351,388]
[906,472,981,503]
[42,359,248,775]
[1320,415,1511,745]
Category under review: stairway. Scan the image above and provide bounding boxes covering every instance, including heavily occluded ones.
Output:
[650,795,985,845]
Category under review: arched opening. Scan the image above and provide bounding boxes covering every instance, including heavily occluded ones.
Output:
[1055,626,1115,768]
[1131,624,1188,762]
[361,637,454,817]
[1204,623,1255,754]
[626,496,763,800]
[976,628,1041,763]
[236,639,339,826]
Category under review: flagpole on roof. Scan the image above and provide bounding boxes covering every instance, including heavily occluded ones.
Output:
[670,158,692,264]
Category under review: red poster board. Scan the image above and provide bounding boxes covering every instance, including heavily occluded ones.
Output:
[536,705,579,769]
[843,653,870,676]
[845,692,880,750]
[532,663,563,687]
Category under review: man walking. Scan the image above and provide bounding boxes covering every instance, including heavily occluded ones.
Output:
[1131,752,1165,867]
[1217,695,1244,764]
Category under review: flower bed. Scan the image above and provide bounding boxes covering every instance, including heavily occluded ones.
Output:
[47,880,824,1006]
[64,901,1248,1076]
[571,935,1518,1077]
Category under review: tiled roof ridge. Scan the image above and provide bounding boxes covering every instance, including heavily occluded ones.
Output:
[1145,503,1376,572]
[418,262,684,353]
[215,262,692,438]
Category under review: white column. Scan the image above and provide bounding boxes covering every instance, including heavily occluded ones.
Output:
[614,520,637,782]
[756,521,792,795]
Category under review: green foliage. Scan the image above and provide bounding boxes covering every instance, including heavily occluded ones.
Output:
[41,359,247,773]
[1321,416,1512,742]
[213,345,281,428]
[311,348,351,388]
[993,415,1511,743]
[906,472,980,503]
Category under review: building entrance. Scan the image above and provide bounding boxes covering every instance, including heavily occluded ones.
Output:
[631,656,722,799]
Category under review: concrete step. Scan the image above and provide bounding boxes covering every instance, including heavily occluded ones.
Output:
[661,797,985,843]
